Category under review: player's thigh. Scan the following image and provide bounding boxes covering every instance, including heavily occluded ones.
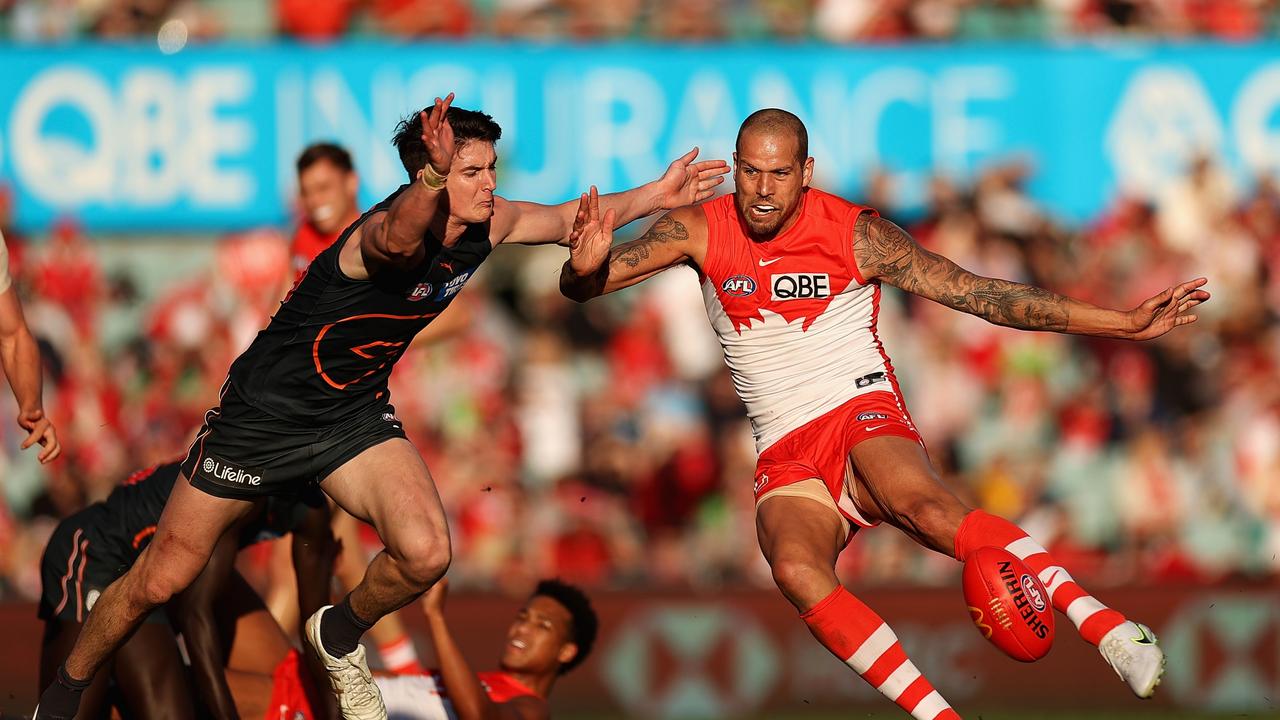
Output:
[112,622,195,720]
[142,474,255,595]
[847,436,970,541]
[756,490,846,570]
[319,438,449,558]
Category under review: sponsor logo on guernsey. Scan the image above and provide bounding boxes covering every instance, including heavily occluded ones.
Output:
[202,456,262,486]
[857,412,889,422]
[771,273,829,301]
[407,282,433,301]
[434,270,474,301]
[721,275,757,297]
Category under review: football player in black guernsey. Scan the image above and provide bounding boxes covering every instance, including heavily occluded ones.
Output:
[36,93,728,720]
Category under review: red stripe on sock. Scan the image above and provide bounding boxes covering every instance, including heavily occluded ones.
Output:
[898,674,936,712]
[863,645,908,687]
[1080,610,1127,645]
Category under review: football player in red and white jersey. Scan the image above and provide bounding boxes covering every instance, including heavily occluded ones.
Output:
[561,109,1210,718]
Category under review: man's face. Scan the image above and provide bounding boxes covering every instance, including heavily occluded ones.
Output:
[499,595,576,674]
[298,159,359,235]
[447,141,498,224]
[733,130,812,240]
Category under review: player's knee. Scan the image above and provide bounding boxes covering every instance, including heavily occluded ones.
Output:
[897,495,963,543]
[395,533,451,589]
[137,566,182,607]
[769,555,828,598]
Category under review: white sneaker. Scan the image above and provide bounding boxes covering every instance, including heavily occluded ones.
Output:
[1098,621,1165,698]
[304,606,387,720]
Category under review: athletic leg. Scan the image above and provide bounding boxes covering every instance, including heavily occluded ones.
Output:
[318,438,451,643]
[848,435,1164,697]
[39,621,111,720]
[112,623,196,720]
[36,476,253,719]
[330,506,423,673]
[757,492,960,720]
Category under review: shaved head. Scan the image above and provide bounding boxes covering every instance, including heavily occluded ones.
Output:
[736,108,808,163]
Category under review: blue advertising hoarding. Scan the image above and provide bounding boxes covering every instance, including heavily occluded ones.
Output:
[0,43,1277,231]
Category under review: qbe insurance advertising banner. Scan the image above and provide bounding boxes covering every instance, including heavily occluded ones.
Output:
[0,43,1277,231]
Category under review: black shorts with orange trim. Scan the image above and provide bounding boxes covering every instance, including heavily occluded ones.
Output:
[37,506,164,624]
[181,382,407,501]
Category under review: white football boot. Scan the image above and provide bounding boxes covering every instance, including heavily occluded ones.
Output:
[304,606,387,720]
[1098,621,1165,698]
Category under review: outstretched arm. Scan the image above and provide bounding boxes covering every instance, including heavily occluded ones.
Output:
[421,581,548,720]
[558,189,702,302]
[853,214,1210,340]
[0,237,59,463]
[497,147,727,246]
[356,93,456,276]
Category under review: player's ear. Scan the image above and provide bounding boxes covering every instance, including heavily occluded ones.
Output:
[346,172,360,196]
[557,641,579,667]
[802,157,814,188]
[732,152,739,171]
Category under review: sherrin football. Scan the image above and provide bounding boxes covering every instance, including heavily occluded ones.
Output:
[962,546,1054,662]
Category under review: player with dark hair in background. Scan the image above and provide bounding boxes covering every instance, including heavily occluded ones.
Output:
[36,93,726,720]
[562,108,1209,718]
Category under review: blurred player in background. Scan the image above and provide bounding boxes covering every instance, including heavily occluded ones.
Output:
[36,92,727,720]
[562,109,1210,719]
[0,228,60,463]
[231,578,597,720]
[265,141,428,675]
[374,578,596,720]
[37,460,335,719]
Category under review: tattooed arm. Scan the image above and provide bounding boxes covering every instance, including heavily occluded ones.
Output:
[559,190,705,302]
[852,214,1210,340]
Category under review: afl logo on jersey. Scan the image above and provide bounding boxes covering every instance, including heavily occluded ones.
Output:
[771,273,830,301]
[722,275,757,297]
[407,282,433,302]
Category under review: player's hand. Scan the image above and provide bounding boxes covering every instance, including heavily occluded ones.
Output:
[653,147,728,210]
[422,577,450,619]
[567,186,615,277]
[420,92,456,178]
[1123,277,1210,341]
[18,408,59,463]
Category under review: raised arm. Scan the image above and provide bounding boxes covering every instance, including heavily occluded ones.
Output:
[352,94,456,277]
[496,147,726,246]
[559,189,704,302]
[852,214,1210,340]
[420,580,548,720]
[0,236,59,463]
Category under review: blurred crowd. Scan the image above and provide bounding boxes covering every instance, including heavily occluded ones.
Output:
[3,0,1280,42]
[0,149,1277,604]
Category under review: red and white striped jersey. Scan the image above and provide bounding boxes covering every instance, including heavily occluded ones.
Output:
[698,189,901,453]
[376,670,538,720]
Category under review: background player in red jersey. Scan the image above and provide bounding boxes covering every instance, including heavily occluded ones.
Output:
[231,578,597,720]
[561,109,1210,719]
[35,92,726,720]
[292,143,363,280]
[0,228,59,463]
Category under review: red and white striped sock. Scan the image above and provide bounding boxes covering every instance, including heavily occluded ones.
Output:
[378,635,424,675]
[954,510,1126,646]
[802,587,961,720]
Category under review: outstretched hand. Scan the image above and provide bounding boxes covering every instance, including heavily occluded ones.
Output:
[654,147,729,210]
[1124,277,1211,341]
[18,409,59,464]
[567,186,615,277]
[420,93,456,178]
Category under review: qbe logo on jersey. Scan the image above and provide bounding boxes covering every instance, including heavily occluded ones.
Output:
[771,273,830,301]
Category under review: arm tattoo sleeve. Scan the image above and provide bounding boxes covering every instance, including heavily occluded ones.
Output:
[853,213,1070,331]
[611,214,689,269]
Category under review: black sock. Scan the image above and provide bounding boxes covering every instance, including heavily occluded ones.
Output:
[37,665,90,719]
[320,595,374,658]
